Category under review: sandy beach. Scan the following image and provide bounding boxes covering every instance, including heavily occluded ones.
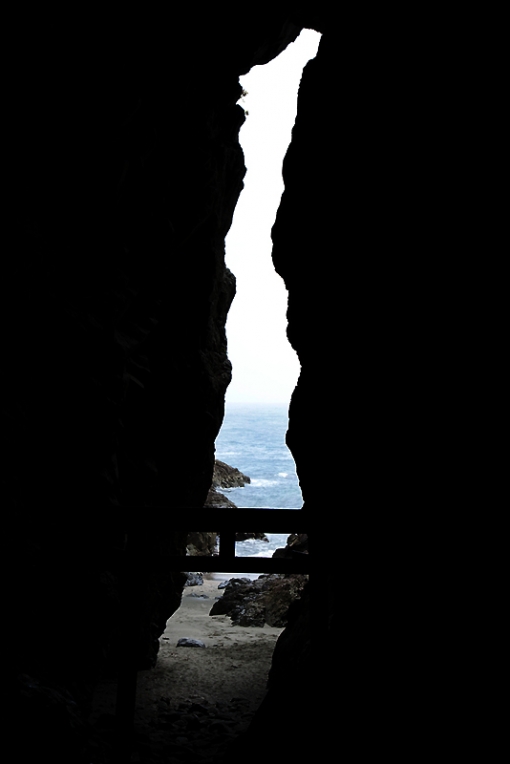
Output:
[90,572,284,761]
[139,572,283,710]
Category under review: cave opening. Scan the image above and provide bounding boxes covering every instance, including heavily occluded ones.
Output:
[215,29,322,557]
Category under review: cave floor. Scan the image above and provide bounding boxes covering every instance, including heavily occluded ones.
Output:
[88,574,282,763]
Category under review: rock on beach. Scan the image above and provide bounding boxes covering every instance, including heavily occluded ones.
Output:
[209,573,308,627]
[177,638,206,648]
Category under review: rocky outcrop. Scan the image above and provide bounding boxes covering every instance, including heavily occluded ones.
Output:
[212,460,251,489]
[204,459,250,509]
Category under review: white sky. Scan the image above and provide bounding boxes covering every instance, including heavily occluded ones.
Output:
[224,29,322,404]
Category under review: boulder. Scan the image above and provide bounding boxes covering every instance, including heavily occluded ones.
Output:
[186,532,218,557]
[209,573,307,627]
[184,572,204,587]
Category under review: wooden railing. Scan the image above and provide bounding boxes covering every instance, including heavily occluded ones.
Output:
[167,507,310,573]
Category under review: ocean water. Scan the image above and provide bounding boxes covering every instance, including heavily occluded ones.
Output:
[214,402,303,558]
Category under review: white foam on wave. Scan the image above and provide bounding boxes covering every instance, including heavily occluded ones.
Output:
[250,478,279,487]
[278,472,288,478]
[235,532,290,559]
[217,449,239,458]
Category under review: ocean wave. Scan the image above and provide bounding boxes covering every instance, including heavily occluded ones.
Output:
[236,533,290,558]
[214,404,303,507]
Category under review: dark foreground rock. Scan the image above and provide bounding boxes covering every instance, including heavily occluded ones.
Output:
[209,573,308,627]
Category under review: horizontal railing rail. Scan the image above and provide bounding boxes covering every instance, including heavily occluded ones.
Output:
[169,507,306,532]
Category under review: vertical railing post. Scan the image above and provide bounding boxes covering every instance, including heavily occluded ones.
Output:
[219,527,236,561]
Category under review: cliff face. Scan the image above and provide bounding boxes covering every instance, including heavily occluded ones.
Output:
[3,3,493,761]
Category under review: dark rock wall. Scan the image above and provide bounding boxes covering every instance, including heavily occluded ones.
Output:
[268,9,496,757]
[3,6,333,759]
